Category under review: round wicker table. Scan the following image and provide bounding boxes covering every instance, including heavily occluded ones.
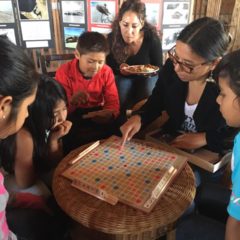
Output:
[53,143,196,240]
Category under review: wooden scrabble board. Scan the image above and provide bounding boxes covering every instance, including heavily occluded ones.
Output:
[62,136,187,213]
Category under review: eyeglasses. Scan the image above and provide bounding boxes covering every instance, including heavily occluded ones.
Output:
[168,45,208,74]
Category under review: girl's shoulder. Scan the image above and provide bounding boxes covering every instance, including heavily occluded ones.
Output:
[16,127,32,139]
[15,128,34,167]
[16,128,34,148]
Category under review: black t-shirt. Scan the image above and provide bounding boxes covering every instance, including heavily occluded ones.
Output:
[106,30,163,75]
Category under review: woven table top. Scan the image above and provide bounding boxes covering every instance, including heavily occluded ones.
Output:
[53,142,196,235]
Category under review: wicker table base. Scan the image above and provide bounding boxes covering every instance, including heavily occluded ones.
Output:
[53,143,196,240]
[70,221,176,240]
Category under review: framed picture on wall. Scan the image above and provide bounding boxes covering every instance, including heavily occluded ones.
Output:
[162,27,183,50]
[61,1,85,24]
[16,0,54,48]
[163,1,190,25]
[63,26,85,48]
[0,0,15,23]
[60,0,87,49]
[0,0,19,45]
[162,0,192,51]
[0,28,17,44]
[142,0,163,30]
[18,0,49,20]
[87,0,118,33]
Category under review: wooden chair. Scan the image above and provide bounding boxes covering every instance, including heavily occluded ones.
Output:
[40,53,75,77]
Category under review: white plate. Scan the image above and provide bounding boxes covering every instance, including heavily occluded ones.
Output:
[123,64,159,75]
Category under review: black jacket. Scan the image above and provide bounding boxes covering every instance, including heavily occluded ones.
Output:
[106,30,162,75]
[138,59,233,153]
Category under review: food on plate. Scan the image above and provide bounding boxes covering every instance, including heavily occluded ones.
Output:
[123,64,159,74]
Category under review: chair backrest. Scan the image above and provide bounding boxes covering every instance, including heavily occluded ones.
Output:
[40,53,75,77]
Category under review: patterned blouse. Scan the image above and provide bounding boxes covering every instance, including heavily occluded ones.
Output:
[0,173,16,240]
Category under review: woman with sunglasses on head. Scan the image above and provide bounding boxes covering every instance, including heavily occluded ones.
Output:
[120,17,232,171]
[106,0,162,111]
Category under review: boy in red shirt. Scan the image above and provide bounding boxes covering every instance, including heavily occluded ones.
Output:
[55,31,120,152]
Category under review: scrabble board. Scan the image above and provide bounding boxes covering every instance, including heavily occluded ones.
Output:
[62,136,187,213]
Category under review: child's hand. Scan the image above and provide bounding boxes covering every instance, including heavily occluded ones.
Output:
[170,132,207,150]
[70,91,89,105]
[50,120,72,141]
[82,109,114,124]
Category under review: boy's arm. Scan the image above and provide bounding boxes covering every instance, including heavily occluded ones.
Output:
[225,216,240,240]
[102,67,120,118]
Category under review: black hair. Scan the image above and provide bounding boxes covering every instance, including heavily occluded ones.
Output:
[177,17,229,62]
[215,49,240,99]
[111,0,159,63]
[0,75,68,173]
[28,75,68,133]
[76,31,109,55]
[0,35,39,122]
